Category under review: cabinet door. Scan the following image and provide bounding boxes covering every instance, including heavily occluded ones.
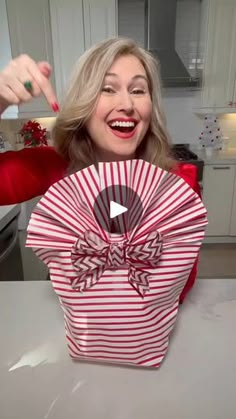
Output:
[0,0,17,118]
[230,174,236,236]
[202,0,236,109]
[83,0,117,49]
[6,0,55,117]
[203,164,236,236]
[50,0,85,102]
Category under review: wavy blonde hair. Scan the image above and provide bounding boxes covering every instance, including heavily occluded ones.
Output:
[52,37,176,173]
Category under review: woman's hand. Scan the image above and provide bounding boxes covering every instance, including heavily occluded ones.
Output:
[0,54,59,114]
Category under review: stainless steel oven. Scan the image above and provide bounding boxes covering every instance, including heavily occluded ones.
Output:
[0,215,24,281]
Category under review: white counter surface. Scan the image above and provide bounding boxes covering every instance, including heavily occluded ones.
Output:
[0,204,21,230]
[1,279,236,419]
[192,147,236,165]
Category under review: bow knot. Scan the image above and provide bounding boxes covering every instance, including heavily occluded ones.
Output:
[107,242,126,267]
[71,230,163,297]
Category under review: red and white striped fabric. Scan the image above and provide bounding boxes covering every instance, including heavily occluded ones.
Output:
[26,159,207,368]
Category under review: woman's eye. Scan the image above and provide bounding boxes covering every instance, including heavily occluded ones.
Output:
[101,86,115,93]
[131,88,145,95]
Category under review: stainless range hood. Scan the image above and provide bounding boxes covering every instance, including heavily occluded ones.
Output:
[146,0,201,87]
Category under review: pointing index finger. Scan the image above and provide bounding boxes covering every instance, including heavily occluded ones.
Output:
[37,61,51,78]
[28,59,59,112]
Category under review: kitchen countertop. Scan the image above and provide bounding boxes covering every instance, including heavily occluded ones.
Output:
[192,147,236,165]
[1,279,236,419]
[0,204,21,231]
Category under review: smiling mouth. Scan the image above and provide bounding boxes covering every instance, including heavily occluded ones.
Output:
[108,120,137,133]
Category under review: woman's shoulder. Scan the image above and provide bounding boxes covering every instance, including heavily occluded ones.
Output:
[170,162,199,193]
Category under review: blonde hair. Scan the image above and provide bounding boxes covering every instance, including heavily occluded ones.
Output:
[52,37,176,173]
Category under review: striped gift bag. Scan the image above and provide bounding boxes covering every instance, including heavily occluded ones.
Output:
[26,159,207,368]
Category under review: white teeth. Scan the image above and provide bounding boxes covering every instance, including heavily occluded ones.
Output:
[109,121,135,128]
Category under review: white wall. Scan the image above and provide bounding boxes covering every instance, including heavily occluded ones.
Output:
[162,89,203,144]
[162,89,236,147]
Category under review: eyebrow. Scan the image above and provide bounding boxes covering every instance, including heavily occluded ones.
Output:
[105,72,148,82]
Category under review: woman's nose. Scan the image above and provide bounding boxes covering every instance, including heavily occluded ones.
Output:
[116,91,134,113]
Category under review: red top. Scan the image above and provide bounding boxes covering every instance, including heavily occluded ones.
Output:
[0,147,201,302]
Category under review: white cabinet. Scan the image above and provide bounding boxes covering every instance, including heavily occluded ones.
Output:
[0,0,17,118]
[203,164,236,236]
[3,0,118,117]
[49,0,85,102]
[230,177,236,236]
[6,0,55,118]
[50,0,117,102]
[201,0,236,110]
[83,0,117,49]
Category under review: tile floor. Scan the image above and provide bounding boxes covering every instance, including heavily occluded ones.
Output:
[198,243,236,278]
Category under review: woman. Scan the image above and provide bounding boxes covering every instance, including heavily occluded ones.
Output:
[0,38,201,304]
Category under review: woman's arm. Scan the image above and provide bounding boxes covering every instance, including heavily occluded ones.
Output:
[0,55,61,205]
[0,147,67,205]
[172,162,203,304]
[172,162,201,197]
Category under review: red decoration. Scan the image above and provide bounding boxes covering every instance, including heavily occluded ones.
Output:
[19,120,48,147]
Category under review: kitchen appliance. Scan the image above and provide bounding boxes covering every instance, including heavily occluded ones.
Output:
[118,0,202,87]
[146,0,202,87]
[171,143,204,183]
[0,214,24,281]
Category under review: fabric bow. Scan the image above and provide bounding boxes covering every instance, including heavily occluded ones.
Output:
[70,230,163,297]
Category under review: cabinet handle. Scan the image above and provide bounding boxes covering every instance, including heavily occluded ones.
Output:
[213,166,230,170]
[231,72,236,107]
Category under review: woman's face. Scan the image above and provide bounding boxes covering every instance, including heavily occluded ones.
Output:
[86,54,152,161]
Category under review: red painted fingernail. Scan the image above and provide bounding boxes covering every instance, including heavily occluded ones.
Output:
[51,102,60,112]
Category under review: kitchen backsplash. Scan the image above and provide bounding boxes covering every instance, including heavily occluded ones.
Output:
[163,90,203,144]
[163,90,236,147]
[1,92,236,148]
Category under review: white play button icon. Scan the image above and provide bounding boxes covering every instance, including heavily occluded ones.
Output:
[110,201,128,219]
[93,185,143,233]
